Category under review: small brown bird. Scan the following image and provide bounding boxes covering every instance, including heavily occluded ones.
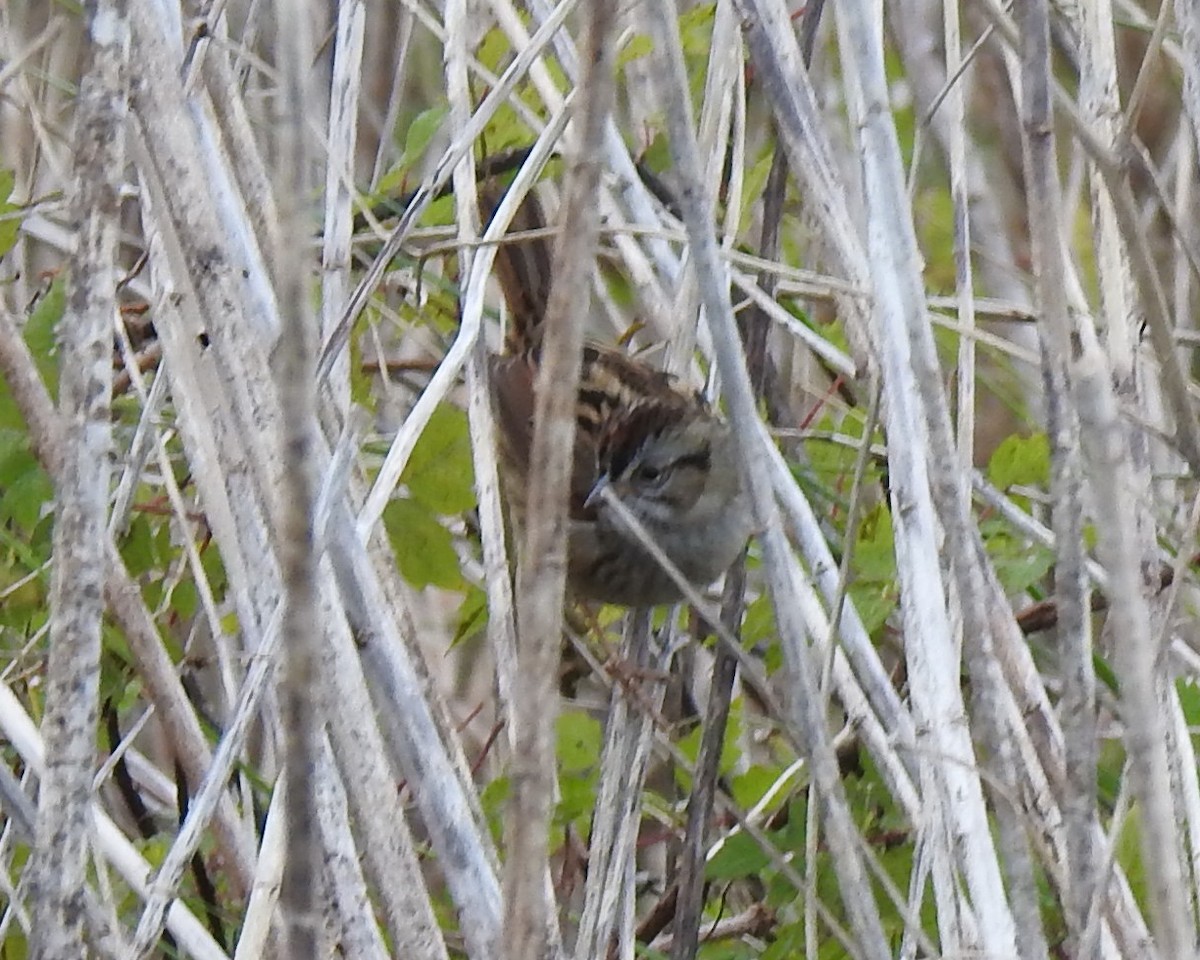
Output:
[486,186,751,606]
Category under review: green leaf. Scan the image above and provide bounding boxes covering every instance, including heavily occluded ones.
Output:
[730,763,791,811]
[639,132,672,177]
[199,538,228,597]
[397,104,448,173]
[171,579,198,620]
[851,501,902,633]
[616,32,653,69]
[452,584,488,648]
[778,794,809,852]
[0,550,46,619]
[705,830,770,881]
[1178,678,1200,727]
[0,168,20,257]
[378,103,449,194]
[800,410,884,520]
[698,945,755,960]
[120,514,160,577]
[557,710,602,772]
[740,593,776,651]
[349,308,374,408]
[847,580,898,636]
[853,503,895,581]
[916,186,957,293]
[383,497,463,590]
[0,430,34,482]
[1097,736,1124,811]
[675,701,743,790]
[762,925,806,960]
[740,147,778,230]
[480,775,510,844]
[1095,652,1119,697]
[0,447,52,534]
[980,519,1054,596]
[987,432,1050,491]
[991,542,1054,596]
[403,403,476,515]
[100,638,137,707]
[679,2,717,58]
[0,378,25,433]
[25,275,67,402]
[476,24,513,73]
[483,99,538,155]
[557,773,596,836]
[844,494,902,638]
[1114,802,1146,909]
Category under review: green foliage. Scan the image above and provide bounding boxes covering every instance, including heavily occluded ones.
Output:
[102,655,142,717]
[557,709,602,773]
[23,276,66,402]
[729,763,790,812]
[980,433,1054,594]
[637,132,674,185]
[119,512,165,577]
[384,497,463,590]
[915,187,957,293]
[476,22,514,75]
[1177,677,1200,729]
[452,583,489,648]
[739,148,778,231]
[849,504,900,635]
[0,441,51,536]
[614,3,717,156]
[403,403,476,515]
[479,775,511,846]
[616,32,653,70]
[0,168,20,257]
[739,595,778,662]
[761,925,805,960]
[980,517,1055,597]
[800,410,879,514]
[699,940,757,959]
[617,1,716,74]
[987,432,1050,492]
[473,25,560,154]
[792,409,901,635]
[171,578,199,621]
[383,403,477,590]
[706,829,772,882]
[1115,801,1147,912]
[678,3,718,59]
[555,710,602,835]
[396,104,449,180]
[1097,737,1125,812]
[0,290,62,646]
[348,306,377,408]
[675,700,744,791]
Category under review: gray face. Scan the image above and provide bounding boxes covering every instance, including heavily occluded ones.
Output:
[604,420,719,525]
[573,413,749,603]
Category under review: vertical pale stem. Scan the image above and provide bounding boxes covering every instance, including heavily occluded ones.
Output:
[321,0,366,411]
[503,4,618,958]
[274,0,324,953]
[944,0,976,465]
[30,4,128,957]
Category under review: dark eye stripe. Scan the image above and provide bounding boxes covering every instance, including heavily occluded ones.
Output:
[672,448,711,472]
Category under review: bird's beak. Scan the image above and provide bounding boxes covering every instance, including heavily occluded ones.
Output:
[584,474,611,510]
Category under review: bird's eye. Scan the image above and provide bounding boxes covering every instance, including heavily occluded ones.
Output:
[633,464,664,485]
